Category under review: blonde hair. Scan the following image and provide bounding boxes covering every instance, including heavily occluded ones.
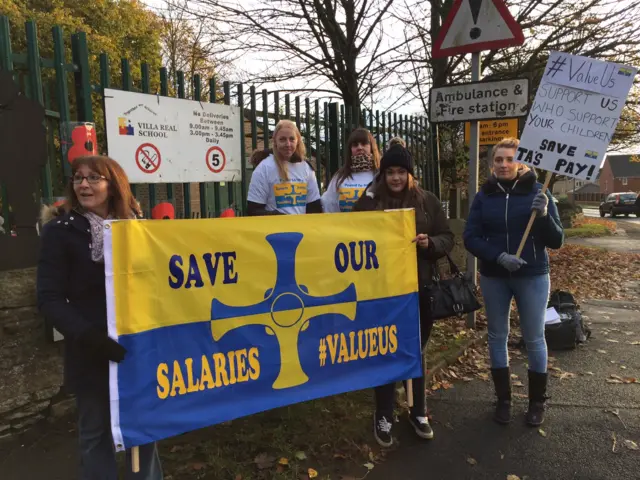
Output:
[491,137,530,173]
[388,136,406,149]
[492,137,519,161]
[272,120,307,181]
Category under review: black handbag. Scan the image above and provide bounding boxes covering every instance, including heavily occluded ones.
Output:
[422,251,482,320]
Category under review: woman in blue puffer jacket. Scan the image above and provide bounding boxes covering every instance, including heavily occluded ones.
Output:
[464,137,564,427]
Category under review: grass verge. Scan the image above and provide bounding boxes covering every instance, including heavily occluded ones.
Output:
[565,224,612,237]
[565,217,616,238]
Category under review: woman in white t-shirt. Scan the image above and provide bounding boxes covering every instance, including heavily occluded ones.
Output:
[247,119,322,216]
[321,128,380,213]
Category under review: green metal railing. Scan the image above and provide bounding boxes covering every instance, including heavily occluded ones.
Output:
[0,16,439,221]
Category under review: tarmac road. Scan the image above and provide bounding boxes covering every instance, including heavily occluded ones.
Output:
[583,207,640,224]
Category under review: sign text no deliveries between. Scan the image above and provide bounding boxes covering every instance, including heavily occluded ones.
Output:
[430,79,529,123]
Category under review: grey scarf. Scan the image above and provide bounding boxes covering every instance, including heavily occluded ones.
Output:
[83,211,112,263]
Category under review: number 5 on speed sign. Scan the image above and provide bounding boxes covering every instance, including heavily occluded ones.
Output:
[206,146,226,174]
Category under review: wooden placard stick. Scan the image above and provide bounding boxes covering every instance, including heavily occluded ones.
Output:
[515,172,554,258]
[132,446,140,473]
[406,379,413,407]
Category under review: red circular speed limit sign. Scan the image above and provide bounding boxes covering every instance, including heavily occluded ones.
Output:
[206,146,226,174]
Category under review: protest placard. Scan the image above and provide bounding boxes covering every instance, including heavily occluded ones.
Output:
[104,211,422,450]
[516,51,637,180]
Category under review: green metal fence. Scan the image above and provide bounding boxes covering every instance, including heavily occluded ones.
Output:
[0,16,439,221]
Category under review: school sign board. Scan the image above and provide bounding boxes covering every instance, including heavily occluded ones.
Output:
[464,118,519,146]
[104,89,242,184]
[104,211,422,449]
[516,52,637,181]
[429,79,529,123]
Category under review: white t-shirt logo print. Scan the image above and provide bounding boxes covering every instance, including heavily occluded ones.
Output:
[247,154,321,215]
[274,181,308,208]
[321,170,375,213]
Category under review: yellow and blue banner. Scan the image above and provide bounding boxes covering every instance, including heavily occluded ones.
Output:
[104,210,422,450]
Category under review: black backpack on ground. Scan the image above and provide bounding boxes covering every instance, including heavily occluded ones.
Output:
[545,290,591,350]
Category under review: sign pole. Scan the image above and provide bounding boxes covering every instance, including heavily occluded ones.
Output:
[466,51,481,329]
[431,0,526,330]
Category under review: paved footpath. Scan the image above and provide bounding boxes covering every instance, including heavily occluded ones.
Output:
[367,299,640,480]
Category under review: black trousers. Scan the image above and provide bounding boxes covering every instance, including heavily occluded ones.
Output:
[374,293,434,418]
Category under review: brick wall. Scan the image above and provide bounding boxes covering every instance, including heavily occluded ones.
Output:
[612,177,640,193]
[599,161,615,194]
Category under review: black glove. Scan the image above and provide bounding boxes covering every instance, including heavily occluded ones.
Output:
[80,329,127,363]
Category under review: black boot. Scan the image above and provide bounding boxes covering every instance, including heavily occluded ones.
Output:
[526,370,548,426]
[490,368,512,424]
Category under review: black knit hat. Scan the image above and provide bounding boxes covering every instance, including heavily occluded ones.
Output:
[380,144,414,176]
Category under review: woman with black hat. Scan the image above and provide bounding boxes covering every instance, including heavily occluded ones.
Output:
[353,144,454,447]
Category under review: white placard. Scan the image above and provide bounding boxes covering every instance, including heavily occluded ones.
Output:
[516,52,637,181]
[541,51,636,98]
[429,79,529,123]
[104,89,242,183]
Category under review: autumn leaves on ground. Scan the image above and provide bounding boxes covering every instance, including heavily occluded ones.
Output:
[159,243,640,480]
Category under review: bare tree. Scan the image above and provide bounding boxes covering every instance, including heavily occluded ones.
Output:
[396,1,640,104]
[177,0,405,116]
[160,0,229,100]
[393,0,640,189]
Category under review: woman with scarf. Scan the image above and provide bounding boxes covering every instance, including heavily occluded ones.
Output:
[353,144,454,447]
[247,119,322,215]
[464,137,564,427]
[321,128,380,213]
[37,156,163,479]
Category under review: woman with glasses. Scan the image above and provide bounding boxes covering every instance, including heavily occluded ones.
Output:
[37,156,163,479]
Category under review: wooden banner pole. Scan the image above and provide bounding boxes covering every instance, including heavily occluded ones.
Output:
[132,446,140,473]
[515,172,554,258]
[406,379,414,407]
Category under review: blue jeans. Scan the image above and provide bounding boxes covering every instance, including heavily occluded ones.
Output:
[76,388,163,480]
[480,274,550,373]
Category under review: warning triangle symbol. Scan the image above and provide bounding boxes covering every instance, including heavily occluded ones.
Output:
[432,0,524,59]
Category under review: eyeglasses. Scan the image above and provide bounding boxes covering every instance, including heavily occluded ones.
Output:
[71,174,106,185]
